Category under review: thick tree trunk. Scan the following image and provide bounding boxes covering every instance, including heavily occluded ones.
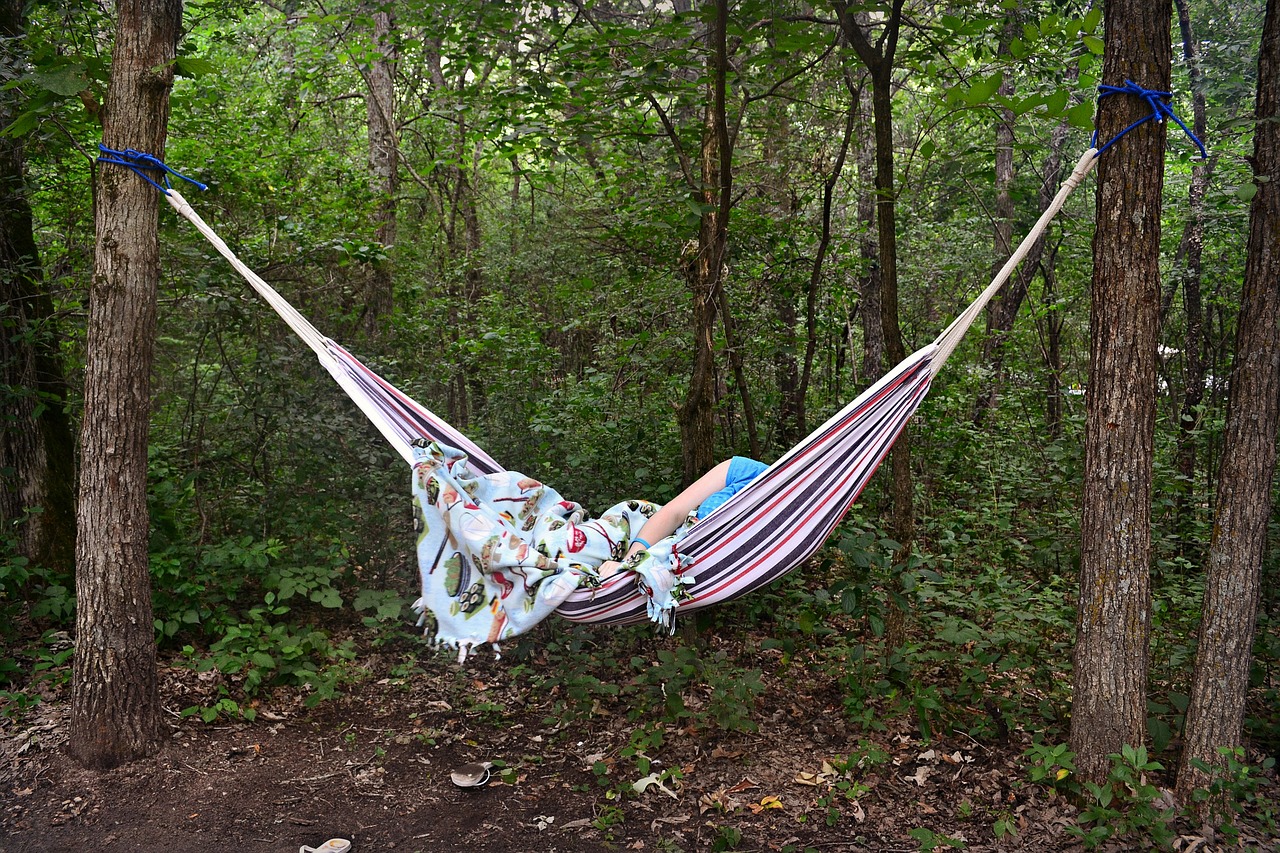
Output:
[69,0,181,770]
[1175,0,1279,808]
[1070,0,1169,786]
[0,0,76,574]
[362,6,397,332]
[678,0,731,487]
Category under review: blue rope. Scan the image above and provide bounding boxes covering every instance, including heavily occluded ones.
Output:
[96,145,209,194]
[1091,80,1207,160]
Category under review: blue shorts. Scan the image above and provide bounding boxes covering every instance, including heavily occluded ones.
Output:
[696,456,768,519]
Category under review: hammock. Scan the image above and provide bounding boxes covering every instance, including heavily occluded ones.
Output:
[161,148,1098,645]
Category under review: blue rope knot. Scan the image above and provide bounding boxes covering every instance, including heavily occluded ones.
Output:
[1091,80,1208,160]
[96,145,208,194]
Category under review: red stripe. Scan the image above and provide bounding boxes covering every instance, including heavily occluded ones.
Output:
[690,377,930,604]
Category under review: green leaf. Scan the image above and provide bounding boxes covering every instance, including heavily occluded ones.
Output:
[174,57,216,79]
[3,110,42,139]
[1236,182,1258,202]
[29,64,88,97]
[250,651,276,669]
[1082,6,1103,34]
[919,139,935,160]
[1044,89,1069,116]
[1082,35,1105,56]
[964,71,1004,106]
[1067,101,1095,129]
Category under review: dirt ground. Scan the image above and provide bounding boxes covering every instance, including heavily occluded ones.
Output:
[2,629,1276,853]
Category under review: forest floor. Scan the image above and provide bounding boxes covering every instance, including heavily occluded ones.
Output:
[2,622,1277,853]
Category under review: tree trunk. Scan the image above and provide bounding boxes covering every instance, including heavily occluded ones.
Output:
[974,121,1070,423]
[1175,0,1279,809]
[856,91,882,379]
[1170,0,1210,544]
[1070,0,1169,786]
[678,0,731,487]
[69,0,181,770]
[423,40,484,427]
[362,5,397,332]
[0,0,76,575]
[797,76,858,441]
[836,0,910,651]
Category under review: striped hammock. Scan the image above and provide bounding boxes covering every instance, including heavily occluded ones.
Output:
[163,149,1097,629]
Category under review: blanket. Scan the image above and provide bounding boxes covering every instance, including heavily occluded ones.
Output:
[409,441,691,659]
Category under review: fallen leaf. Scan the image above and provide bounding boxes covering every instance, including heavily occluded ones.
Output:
[794,772,820,787]
[633,773,679,799]
[726,777,758,794]
[650,815,690,832]
[903,765,934,786]
[748,795,783,813]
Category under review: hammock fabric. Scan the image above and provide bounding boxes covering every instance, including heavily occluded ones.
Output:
[162,148,1099,656]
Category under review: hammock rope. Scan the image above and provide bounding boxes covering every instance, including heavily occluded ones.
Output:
[140,147,1099,630]
[103,83,1199,639]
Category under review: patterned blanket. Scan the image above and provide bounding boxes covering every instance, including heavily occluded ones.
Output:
[409,441,691,659]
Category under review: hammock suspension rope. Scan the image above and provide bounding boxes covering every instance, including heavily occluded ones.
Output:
[97,81,1200,644]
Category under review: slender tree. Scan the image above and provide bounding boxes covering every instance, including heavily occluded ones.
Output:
[362,3,397,332]
[1070,0,1170,785]
[1168,0,1213,543]
[677,0,733,486]
[1176,0,1279,808]
[0,0,76,574]
[70,0,182,770]
[834,0,912,649]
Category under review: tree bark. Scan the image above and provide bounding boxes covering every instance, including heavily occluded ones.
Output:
[70,0,181,770]
[678,0,732,487]
[1175,0,1279,808]
[362,5,397,332]
[0,0,76,574]
[1070,0,1169,786]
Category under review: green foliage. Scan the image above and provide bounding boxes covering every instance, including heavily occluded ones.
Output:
[1063,745,1176,849]
[1188,747,1278,843]
[907,826,966,850]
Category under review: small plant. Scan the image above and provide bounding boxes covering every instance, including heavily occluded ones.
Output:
[1068,744,1176,849]
[1188,746,1278,843]
[710,825,742,852]
[1024,741,1077,790]
[907,826,965,850]
[180,686,257,723]
[992,812,1017,839]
